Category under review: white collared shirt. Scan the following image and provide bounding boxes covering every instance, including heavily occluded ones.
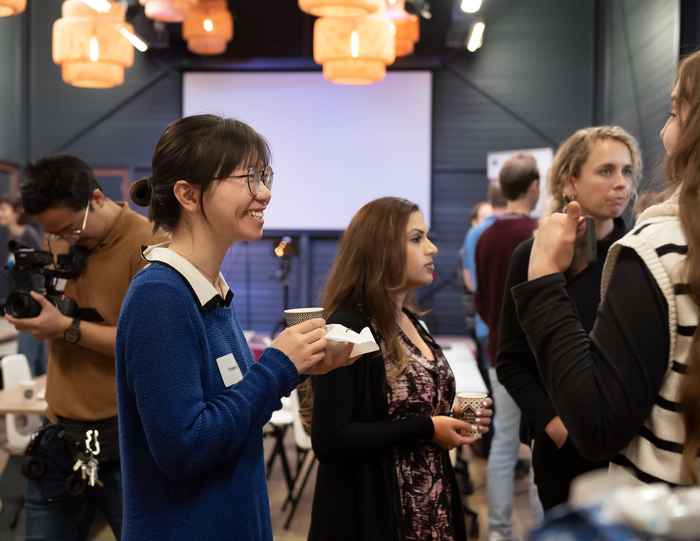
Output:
[141,243,232,310]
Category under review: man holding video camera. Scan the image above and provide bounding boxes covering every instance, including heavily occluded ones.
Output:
[6,155,165,540]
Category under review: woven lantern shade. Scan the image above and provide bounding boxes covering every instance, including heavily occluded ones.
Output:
[299,0,380,18]
[52,0,135,89]
[386,0,418,57]
[314,15,395,85]
[183,0,233,55]
[140,0,195,23]
[0,0,25,17]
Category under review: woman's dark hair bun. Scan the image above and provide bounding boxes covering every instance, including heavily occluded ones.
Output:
[130,177,152,207]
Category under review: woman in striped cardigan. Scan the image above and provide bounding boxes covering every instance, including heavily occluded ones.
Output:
[511,50,700,486]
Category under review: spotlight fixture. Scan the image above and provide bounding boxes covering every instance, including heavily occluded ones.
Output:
[466,20,485,52]
[406,0,431,19]
[460,0,481,14]
[273,236,297,258]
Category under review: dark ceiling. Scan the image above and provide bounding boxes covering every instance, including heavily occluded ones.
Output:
[128,0,463,64]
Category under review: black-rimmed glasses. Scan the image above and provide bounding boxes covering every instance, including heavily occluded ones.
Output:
[46,203,90,244]
[229,166,274,196]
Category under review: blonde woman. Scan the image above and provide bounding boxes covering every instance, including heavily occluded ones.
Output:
[496,126,642,509]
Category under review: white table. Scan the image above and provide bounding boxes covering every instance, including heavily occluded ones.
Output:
[0,374,47,416]
[437,336,488,395]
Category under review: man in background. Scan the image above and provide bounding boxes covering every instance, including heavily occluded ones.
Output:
[475,154,543,541]
[7,155,166,540]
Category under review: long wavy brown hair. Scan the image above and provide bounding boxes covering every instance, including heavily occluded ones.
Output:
[298,197,423,433]
[321,196,422,376]
[668,50,700,483]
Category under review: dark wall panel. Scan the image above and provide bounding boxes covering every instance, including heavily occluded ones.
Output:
[603,0,679,190]
[428,0,595,334]
[0,11,26,163]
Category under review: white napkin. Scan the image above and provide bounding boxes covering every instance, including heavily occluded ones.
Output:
[325,324,380,357]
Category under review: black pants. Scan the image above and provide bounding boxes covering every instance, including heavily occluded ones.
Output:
[531,430,607,510]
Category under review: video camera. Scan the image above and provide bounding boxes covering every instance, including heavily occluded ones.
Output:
[1,240,87,319]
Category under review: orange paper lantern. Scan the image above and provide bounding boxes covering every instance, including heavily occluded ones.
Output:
[0,0,25,16]
[386,0,419,57]
[52,0,135,88]
[299,0,380,18]
[183,0,233,55]
[140,0,195,23]
[314,14,395,85]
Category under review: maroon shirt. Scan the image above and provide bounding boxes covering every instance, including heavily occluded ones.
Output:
[475,213,537,363]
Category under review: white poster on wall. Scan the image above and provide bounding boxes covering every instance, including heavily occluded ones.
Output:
[486,147,554,217]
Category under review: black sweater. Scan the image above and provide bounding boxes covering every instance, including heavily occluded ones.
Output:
[308,304,467,541]
[510,244,670,462]
[496,218,626,442]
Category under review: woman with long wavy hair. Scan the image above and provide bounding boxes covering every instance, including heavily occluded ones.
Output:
[307,197,492,541]
[511,51,700,486]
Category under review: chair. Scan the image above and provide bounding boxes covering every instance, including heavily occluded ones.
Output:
[282,389,317,530]
[264,397,294,502]
[0,354,42,532]
[1,354,41,452]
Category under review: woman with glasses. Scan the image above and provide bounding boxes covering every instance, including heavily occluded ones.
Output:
[116,115,355,541]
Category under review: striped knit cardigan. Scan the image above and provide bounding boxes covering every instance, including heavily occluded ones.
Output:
[601,190,700,485]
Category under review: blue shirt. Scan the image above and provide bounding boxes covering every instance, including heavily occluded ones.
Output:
[116,246,299,541]
[462,215,497,339]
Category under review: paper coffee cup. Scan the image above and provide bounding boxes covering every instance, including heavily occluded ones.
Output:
[18,379,36,400]
[453,391,488,433]
[284,307,324,327]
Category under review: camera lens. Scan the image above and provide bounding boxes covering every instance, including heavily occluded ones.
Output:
[5,291,42,318]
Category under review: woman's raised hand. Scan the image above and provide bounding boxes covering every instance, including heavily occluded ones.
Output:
[528,201,585,281]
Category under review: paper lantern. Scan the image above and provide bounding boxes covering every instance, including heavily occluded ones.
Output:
[183,0,233,55]
[314,15,395,85]
[299,0,380,18]
[386,0,419,57]
[0,0,25,17]
[52,0,135,89]
[139,0,195,23]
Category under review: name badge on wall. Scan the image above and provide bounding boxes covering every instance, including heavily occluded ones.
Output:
[216,353,243,387]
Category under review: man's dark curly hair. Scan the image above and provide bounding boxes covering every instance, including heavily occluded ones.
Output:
[22,155,100,215]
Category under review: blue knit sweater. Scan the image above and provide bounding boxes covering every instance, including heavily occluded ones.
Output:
[116,262,299,541]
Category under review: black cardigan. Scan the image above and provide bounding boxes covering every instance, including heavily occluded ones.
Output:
[511,248,669,463]
[308,304,467,541]
[496,218,626,442]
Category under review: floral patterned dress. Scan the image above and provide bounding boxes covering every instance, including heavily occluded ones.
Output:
[386,329,457,541]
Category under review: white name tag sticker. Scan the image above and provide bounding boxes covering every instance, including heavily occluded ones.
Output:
[216,353,243,387]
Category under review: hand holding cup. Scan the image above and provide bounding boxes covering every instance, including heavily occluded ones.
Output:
[275,307,359,375]
[271,317,327,375]
[452,392,493,436]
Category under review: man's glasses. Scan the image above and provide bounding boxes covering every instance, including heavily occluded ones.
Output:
[228,166,274,196]
[46,203,90,244]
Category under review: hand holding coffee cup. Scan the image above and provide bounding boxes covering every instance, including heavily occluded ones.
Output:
[453,391,492,435]
[271,316,327,375]
[431,415,482,450]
